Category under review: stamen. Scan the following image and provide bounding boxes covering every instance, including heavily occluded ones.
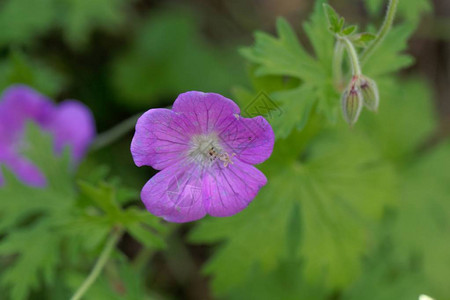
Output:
[188,133,237,167]
[219,153,236,167]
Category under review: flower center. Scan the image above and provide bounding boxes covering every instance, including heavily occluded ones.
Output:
[188,133,235,167]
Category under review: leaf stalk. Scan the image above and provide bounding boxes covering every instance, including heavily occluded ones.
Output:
[70,227,123,300]
[361,0,399,63]
[341,37,362,76]
[333,40,345,89]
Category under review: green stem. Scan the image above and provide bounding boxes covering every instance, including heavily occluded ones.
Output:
[70,228,123,300]
[341,37,361,76]
[360,0,399,63]
[90,113,142,152]
[333,40,345,89]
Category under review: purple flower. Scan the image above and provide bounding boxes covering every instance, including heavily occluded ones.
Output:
[131,91,274,223]
[0,85,96,187]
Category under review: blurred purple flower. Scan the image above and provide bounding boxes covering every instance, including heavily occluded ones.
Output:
[0,85,96,187]
[131,91,274,223]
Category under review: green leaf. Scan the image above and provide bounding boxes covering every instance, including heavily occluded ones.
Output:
[358,32,376,42]
[241,0,337,138]
[241,18,321,82]
[393,141,450,298]
[121,208,167,249]
[76,181,167,249]
[78,181,122,218]
[342,25,358,36]
[59,213,112,251]
[111,8,245,108]
[0,124,74,233]
[59,0,129,48]
[269,85,317,138]
[342,250,429,300]
[189,165,295,293]
[297,129,397,287]
[322,3,342,34]
[65,254,154,300]
[338,17,345,32]
[0,0,131,48]
[303,1,335,69]
[363,24,415,76]
[351,32,377,47]
[0,0,56,47]
[0,51,66,97]
[0,124,74,300]
[359,78,437,163]
[0,125,163,300]
[126,222,166,249]
[229,261,328,300]
[0,222,61,300]
[190,127,396,294]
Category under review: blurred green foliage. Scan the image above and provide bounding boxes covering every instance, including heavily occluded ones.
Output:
[1,0,448,299]
[111,8,246,108]
[192,0,449,299]
[240,9,337,137]
[0,125,166,299]
[365,0,432,23]
[0,0,130,48]
[0,51,66,97]
[190,123,397,293]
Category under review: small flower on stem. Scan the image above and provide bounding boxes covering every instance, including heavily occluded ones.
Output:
[131,91,274,223]
[0,85,95,187]
[341,77,363,126]
[358,75,379,112]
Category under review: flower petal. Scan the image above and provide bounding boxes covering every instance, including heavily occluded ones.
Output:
[0,148,46,187]
[131,108,194,170]
[141,161,206,223]
[0,85,54,143]
[218,115,274,165]
[172,91,240,134]
[204,160,267,217]
[48,100,96,161]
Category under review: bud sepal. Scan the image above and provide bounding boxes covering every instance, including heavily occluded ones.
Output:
[341,78,363,126]
[358,75,379,112]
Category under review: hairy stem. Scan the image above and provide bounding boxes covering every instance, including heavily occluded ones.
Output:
[70,228,123,300]
[341,37,361,76]
[333,40,345,89]
[90,113,142,152]
[361,0,399,63]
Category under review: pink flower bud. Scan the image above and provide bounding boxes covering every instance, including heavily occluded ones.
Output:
[341,80,363,126]
[359,76,379,112]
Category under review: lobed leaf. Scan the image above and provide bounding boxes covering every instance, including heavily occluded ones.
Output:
[323,3,342,34]
[0,125,74,300]
[240,0,337,138]
[363,24,416,76]
[393,141,450,298]
[190,126,397,294]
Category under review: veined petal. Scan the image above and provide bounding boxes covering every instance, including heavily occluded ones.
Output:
[48,100,96,161]
[172,91,240,134]
[204,160,267,217]
[141,161,206,223]
[218,115,274,165]
[131,108,193,170]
